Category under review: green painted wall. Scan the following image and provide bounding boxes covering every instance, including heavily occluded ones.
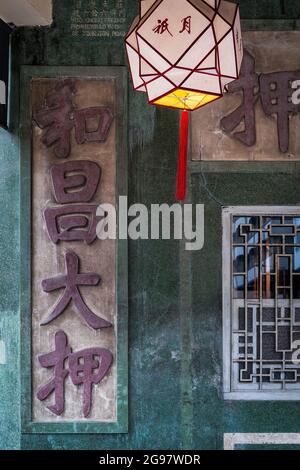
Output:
[0,0,300,450]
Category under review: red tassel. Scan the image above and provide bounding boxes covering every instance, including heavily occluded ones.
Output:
[176,110,189,201]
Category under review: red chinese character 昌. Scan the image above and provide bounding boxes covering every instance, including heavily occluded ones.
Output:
[44,160,102,245]
[260,70,300,153]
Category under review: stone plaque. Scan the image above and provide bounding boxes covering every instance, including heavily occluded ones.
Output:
[31,77,117,423]
[191,31,300,161]
[69,0,127,39]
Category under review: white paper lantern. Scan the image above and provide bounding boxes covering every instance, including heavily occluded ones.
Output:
[126,0,243,111]
[125,0,243,199]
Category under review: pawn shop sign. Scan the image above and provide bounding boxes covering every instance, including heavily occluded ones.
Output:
[125,0,243,200]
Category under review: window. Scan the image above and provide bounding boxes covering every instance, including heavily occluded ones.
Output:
[223,207,300,400]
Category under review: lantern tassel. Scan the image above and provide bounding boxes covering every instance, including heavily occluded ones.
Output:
[176,110,189,201]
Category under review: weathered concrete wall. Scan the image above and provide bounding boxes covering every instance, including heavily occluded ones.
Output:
[0,0,300,450]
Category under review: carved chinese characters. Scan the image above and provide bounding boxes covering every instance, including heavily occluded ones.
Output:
[32,78,117,422]
[33,80,113,158]
[221,50,300,153]
[152,15,192,36]
[259,70,300,153]
[191,31,300,161]
[33,80,75,158]
[50,160,101,203]
[44,160,102,245]
[37,331,113,417]
[220,51,259,147]
[41,251,112,330]
[37,330,71,416]
[44,205,99,244]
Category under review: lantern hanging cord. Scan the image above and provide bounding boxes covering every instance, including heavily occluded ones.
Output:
[176,110,189,201]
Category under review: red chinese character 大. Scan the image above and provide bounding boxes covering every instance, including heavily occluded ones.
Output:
[41,251,112,330]
[37,330,113,417]
[33,79,76,159]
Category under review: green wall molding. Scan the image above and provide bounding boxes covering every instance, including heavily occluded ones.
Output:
[0,0,300,450]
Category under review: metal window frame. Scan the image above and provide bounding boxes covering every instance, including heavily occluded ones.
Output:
[223,205,300,401]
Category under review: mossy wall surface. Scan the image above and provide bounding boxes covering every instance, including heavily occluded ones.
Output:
[0,0,300,450]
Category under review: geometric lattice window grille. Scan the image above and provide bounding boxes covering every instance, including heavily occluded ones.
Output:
[223,207,300,400]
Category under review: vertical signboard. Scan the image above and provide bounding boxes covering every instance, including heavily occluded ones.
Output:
[191,32,300,161]
[20,67,128,433]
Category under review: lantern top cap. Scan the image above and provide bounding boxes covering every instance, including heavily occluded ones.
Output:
[140,0,225,18]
